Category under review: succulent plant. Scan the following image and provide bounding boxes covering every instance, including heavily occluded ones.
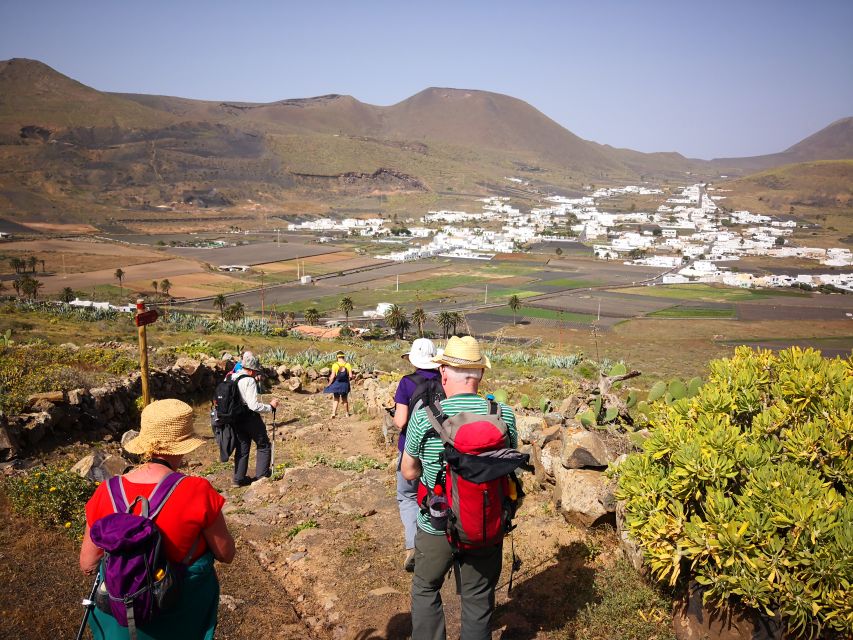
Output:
[492,388,509,404]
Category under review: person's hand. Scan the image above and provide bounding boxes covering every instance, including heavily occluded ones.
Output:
[270,398,279,409]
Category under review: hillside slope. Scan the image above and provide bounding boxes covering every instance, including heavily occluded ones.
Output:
[0,58,850,224]
[712,117,853,173]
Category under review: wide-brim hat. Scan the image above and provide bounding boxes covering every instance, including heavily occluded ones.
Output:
[432,335,491,369]
[124,399,205,456]
[401,338,440,370]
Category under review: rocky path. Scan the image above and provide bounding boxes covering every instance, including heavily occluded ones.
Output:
[192,390,615,640]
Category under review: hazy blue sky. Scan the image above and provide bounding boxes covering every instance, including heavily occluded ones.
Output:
[1,0,851,159]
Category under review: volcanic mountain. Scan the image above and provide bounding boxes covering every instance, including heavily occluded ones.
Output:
[0,58,850,222]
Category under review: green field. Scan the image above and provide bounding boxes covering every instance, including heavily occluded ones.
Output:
[398,274,486,292]
[612,283,806,303]
[492,306,597,323]
[648,306,736,319]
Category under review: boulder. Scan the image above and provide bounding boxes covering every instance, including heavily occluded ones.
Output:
[305,367,320,381]
[531,439,561,485]
[319,367,331,377]
[174,357,202,380]
[275,365,290,378]
[285,377,302,392]
[558,396,581,417]
[543,412,564,427]
[673,583,781,640]
[71,450,131,482]
[21,412,52,445]
[561,429,612,469]
[516,416,543,445]
[0,422,19,461]
[67,388,88,406]
[536,424,563,448]
[26,391,65,407]
[290,365,305,378]
[553,466,616,528]
[89,387,114,420]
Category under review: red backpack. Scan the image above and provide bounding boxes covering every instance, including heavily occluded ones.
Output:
[417,399,528,550]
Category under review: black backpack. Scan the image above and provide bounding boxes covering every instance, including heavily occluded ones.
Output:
[212,373,250,429]
[405,372,446,419]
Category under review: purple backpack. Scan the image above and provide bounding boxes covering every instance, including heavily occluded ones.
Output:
[90,472,195,638]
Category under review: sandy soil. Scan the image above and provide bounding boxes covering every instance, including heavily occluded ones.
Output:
[19,222,99,234]
[38,258,206,293]
[0,239,163,258]
[125,272,250,299]
[1,250,164,275]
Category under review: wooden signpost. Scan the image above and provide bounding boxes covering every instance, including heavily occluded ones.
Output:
[134,299,158,407]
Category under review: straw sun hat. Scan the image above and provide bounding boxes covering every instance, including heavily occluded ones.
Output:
[124,399,205,457]
[432,335,491,369]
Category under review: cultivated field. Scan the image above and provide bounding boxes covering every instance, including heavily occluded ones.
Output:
[166,241,340,266]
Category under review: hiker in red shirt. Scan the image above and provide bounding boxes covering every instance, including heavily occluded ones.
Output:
[80,399,235,640]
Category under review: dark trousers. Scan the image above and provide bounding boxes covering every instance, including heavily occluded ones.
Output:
[233,412,271,482]
[411,528,503,640]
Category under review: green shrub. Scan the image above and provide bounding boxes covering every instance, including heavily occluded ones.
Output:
[0,343,138,414]
[4,466,95,540]
[615,347,853,638]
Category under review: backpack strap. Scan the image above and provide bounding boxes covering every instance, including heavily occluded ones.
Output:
[404,372,426,386]
[105,475,128,513]
[148,472,185,518]
[106,472,185,517]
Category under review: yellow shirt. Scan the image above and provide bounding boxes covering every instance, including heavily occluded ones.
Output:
[331,361,352,377]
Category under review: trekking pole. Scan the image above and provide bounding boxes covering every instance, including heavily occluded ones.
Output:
[75,572,101,640]
[270,406,277,469]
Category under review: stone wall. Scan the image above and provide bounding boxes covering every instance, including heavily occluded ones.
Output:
[0,356,379,461]
[522,412,620,528]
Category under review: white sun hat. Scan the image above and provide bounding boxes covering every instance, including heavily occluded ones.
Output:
[401,338,440,370]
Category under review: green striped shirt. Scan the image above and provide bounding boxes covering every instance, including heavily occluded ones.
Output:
[405,393,517,535]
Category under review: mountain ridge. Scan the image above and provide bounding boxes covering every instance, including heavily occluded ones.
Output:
[0,58,850,222]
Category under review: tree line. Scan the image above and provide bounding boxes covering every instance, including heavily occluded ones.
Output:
[203,294,526,338]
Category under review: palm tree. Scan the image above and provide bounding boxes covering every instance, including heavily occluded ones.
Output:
[0,280,4,295]
[437,311,454,339]
[285,311,296,327]
[60,287,74,303]
[384,304,410,340]
[114,268,125,296]
[160,279,172,297]
[338,297,354,325]
[213,293,227,318]
[449,312,463,336]
[508,295,521,325]
[12,278,22,297]
[27,256,38,273]
[9,258,22,274]
[304,308,321,326]
[224,302,245,321]
[152,281,159,296]
[20,276,43,299]
[40,259,46,273]
[412,307,427,337]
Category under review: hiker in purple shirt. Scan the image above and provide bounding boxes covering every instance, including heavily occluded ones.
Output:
[393,338,445,572]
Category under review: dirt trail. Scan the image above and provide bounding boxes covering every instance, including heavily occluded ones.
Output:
[1,389,616,640]
[195,390,613,640]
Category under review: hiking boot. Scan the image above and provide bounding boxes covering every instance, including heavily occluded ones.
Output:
[403,548,416,572]
[232,477,252,488]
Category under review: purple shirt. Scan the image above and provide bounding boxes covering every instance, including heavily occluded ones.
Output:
[394,368,440,452]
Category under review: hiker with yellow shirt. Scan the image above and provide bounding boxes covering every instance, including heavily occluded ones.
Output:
[324,350,352,418]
